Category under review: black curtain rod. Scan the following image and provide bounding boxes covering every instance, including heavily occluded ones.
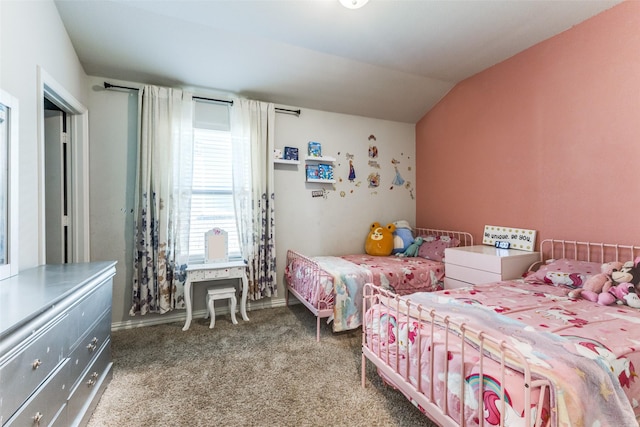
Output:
[103,82,301,116]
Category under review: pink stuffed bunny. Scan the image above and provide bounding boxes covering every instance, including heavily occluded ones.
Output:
[569,261,623,301]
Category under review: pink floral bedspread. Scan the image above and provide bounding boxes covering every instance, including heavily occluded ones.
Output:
[340,254,444,295]
[366,281,640,426]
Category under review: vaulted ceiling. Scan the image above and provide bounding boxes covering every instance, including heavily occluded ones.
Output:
[54,0,622,123]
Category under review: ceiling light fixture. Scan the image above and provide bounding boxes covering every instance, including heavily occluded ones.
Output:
[339,0,369,10]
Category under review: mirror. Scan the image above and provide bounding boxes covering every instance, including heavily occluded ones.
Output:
[204,228,228,263]
[0,88,19,280]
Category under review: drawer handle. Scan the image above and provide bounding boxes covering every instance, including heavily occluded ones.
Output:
[32,359,42,369]
[33,411,43,425]
[87,337,99,352]
[86,372,99,387]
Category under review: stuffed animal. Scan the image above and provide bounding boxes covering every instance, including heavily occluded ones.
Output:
[364,222,396,256]
[611,257,640,287]
[397,236,424,257]
[611,257,640,308]
[596,282,635,306]
[391,220,414,254]
[568,261,622,301]
[570,259,640,308]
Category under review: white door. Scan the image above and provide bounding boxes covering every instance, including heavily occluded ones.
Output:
[44,109,70,264]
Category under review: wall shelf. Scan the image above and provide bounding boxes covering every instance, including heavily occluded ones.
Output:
[305,156,336,163]
[306,178,336,184]
[274,158,300,165]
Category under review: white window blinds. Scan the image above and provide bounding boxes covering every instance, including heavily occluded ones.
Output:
[188,111,240,261]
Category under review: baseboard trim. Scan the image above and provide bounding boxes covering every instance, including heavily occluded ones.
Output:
[111,298,296,331]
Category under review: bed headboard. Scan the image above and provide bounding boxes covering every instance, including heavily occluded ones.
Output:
[539,239,640,265]
[414,227,474,247]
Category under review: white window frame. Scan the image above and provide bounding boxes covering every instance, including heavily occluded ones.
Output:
[0,88,19,279]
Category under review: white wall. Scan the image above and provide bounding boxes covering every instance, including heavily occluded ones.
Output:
[86,77,138,325]
[0,0,89,269]
[86,76,416,326]
[274,109,416,295]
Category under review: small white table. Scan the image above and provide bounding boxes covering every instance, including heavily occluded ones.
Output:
[182,260,250,331]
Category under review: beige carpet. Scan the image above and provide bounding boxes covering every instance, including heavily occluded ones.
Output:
[87,304,437,427]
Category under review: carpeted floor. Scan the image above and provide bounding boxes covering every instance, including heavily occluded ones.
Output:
[87,304,437,427]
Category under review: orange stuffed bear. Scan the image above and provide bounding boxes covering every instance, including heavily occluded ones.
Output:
[365,222,396,256]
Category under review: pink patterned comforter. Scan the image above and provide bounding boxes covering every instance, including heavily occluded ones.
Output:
[286,254,444,332]
[366,281,640,426]
[340,254,444,295]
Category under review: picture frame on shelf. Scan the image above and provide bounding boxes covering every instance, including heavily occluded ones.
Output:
[308,141,322,157]
[306,164,320,180]
[318,164,334,180]
[284,146,298,161]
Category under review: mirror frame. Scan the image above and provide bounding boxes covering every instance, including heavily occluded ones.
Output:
[0,88,19,280]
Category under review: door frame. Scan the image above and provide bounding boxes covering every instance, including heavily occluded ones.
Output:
[37,66,90,264]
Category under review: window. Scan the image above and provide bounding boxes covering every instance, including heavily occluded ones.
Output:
[186,100,244,262]
[188,127,240,261]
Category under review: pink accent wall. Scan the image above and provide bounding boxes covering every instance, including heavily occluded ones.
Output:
[416,1,640,246]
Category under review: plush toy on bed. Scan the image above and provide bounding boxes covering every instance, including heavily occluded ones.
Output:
[365,222,396,256]
[568,261,622,304]
[611,257,640,308]
[396,236,424,257]
[391,220,414,254]
[570,259,640,308]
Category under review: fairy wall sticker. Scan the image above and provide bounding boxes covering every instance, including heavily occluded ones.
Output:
[324,134,413,200]
[405,181,415,199]
[368,135,380,168]
[368,172,380,188]
[368,145,378,158]
[342,152,356,183]
[391,158,405,187]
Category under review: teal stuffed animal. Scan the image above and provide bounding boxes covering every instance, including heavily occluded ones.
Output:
[397,236,424,257]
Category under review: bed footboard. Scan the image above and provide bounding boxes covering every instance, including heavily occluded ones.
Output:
[285,249,335,341]
[361,283,551,427]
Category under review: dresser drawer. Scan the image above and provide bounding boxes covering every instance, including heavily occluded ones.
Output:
[67,339,112,426]
[0,315,68,423]
[445,264,503,285]
[189,266,244,281]
[66,278,113,351]
[444,277,472,289]
[68,310,112,390]
[4,358,69,427]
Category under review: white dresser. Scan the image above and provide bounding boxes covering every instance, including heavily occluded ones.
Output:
[444,245,539,289]
[0,262,116,426]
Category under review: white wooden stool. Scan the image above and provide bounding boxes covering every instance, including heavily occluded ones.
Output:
[205,287,238,329]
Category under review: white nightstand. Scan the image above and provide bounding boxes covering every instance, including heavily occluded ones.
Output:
[444,245,540,289]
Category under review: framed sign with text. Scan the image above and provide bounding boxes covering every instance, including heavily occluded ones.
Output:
[482,225,537,252]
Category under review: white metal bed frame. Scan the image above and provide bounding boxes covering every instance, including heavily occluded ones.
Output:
[361,238,640,427]
[285,227,474,341]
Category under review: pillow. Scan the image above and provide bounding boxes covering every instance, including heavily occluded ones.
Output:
[392,227,414,254]
[417,235,460,262]
[524,258,602,288]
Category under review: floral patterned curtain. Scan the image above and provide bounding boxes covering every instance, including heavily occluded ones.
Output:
[130,85,193,315]
[230,99,277,299]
